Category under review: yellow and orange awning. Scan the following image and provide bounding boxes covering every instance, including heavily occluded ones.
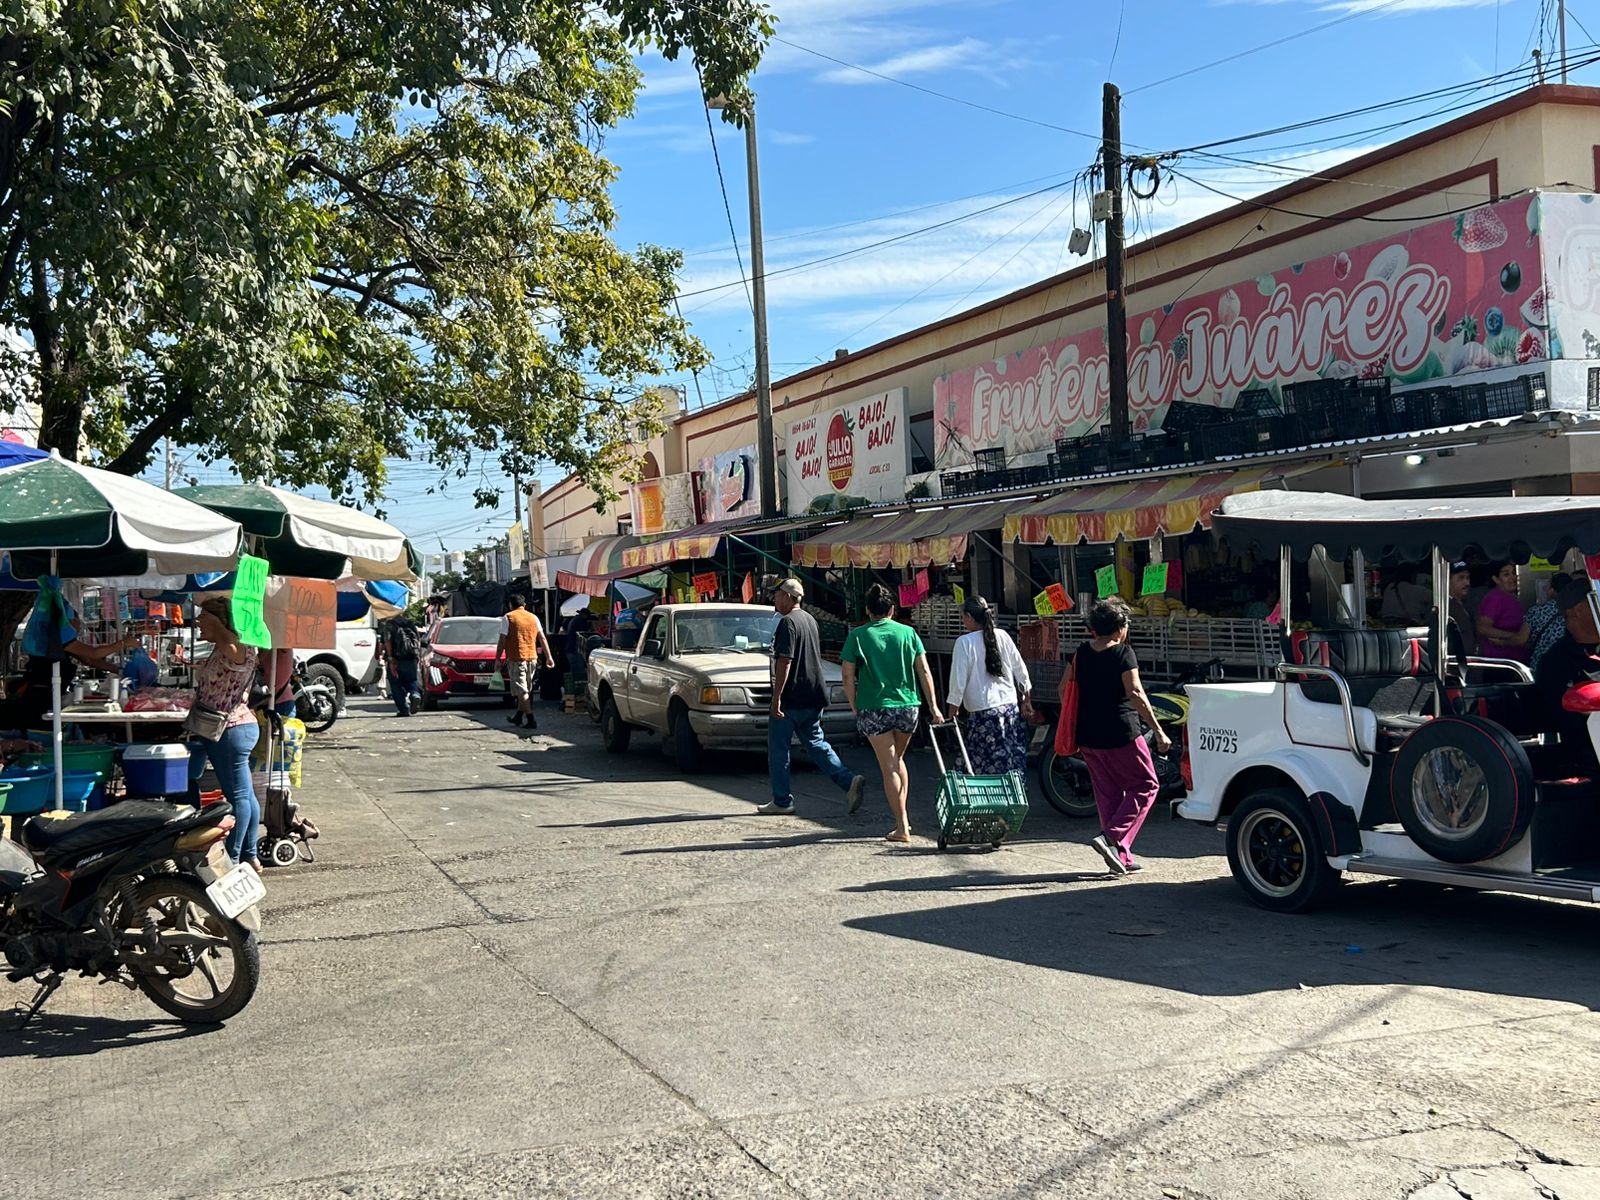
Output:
[1005,464,1324,545]
[790,501,1011,570]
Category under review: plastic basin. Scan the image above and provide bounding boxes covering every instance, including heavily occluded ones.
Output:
[0,766,53,815]
[19,744,119,778]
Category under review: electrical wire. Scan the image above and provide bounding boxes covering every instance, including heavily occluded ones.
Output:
[679,168,1080,259]
[1107,0,1126,80]
[1164,165,1526,223]
[932,189,1076,323]
[694,61,752,315]
[672,179,1075,302]
[769,35,1102,142]
[1125,0,1411,95]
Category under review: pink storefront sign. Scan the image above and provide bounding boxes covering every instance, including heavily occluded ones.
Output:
[934,193,1551,468]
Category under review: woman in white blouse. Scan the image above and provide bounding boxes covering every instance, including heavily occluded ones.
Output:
[944,595,1034,776]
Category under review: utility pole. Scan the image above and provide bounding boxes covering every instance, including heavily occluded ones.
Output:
[744,105,778,519]
[1560,0,1569,81]
[163,438,174,490]
[512,471,522,524]
[1102,81,1130,450]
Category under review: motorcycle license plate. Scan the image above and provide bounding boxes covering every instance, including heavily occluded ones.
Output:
[205,865,267,920]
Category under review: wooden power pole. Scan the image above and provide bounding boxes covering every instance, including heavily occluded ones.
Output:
[1102,81,1130,449]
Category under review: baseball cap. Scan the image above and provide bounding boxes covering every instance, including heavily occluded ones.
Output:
[1450,561,1469,575]
[772,578,804,601]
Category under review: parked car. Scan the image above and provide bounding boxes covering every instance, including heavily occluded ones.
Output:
[1180,490,1600,914]
[586,603,851,771]
[421,616,510,710]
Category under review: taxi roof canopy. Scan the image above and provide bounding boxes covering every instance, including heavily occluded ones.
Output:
[1212,491,1600,563]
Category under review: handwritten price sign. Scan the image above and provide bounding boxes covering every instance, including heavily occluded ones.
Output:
[1095,565,1118,599]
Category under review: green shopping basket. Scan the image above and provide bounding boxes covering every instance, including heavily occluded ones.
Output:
[929,720,1029,851]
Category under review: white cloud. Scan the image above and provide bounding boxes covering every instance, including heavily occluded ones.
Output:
[768,129,816,145]
[817,37,989,85]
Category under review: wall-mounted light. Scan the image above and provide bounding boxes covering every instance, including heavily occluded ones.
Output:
[1404,453,1424,466]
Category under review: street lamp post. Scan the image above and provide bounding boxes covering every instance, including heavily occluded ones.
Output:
[708,95,778,520]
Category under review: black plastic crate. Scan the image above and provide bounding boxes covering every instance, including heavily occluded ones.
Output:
[1234,388,1281,417]
[940,469,978,496]
[1456,377,1530,422]
[1163,401,1229,434]
[1199,415,1296,459]
[1525,372,1552,413]
[1282,378,1380,442]
[973,447,1007,473]
[1381,387,1451,435]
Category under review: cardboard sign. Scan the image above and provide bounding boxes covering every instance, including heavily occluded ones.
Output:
[1140,564,1170,597]
[264,577,338,649]
[951,584,965,606]
[231,554,272,648]
[899,581,922,609]
[1094,564,1118,599]
[1033,590,1055,617]
[692,571,719,598]
[741,572,754,604]
[1045,583,1072,613]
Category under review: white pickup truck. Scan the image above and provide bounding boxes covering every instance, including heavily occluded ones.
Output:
[587,604,851,771]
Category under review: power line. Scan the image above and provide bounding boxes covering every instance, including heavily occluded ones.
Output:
[770,36,1102,142]
[1126,0,1410,95]
[694,61,753,315]
[673,179,1074,302]
[1106,0,1127,80]
[1164,166,1528,223]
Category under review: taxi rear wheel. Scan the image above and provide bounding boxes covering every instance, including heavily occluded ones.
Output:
[1226,788,1340,913]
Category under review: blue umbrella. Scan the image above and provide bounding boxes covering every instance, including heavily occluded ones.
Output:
[0,442,46,470]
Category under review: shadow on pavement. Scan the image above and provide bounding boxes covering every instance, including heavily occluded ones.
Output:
[0,1011,211,1058]
[844,874,1600,1007]
[842,871,1106,892]
[541,813,742,830]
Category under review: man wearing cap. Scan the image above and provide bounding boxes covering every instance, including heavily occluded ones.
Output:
[764,578,865,816]
[1533,578,1600,777]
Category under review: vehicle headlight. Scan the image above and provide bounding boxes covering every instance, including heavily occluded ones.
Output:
[433,654,455,668]
[700,686,750,705]
[829,685,847,705]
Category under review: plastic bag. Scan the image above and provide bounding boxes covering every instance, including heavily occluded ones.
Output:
[487,670,507,693]
[21,578,73,661]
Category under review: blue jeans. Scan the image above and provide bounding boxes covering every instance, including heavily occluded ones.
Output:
[187,722,261,865]
[769,707,853,805]
[392,660,420,714]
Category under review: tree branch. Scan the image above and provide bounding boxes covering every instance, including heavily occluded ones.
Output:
[104,394,194,475]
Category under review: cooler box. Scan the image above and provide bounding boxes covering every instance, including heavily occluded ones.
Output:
[123,744,190,797]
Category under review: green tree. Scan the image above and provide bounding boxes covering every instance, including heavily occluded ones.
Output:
[1,0,772,507]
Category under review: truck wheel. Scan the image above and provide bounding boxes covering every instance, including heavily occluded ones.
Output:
[670,705,702,773]
[601,697,632,754]
[1391,715,1533,864]
[1226,788,1340,913]
[1036,746,1097,818]
[306,664,347,715]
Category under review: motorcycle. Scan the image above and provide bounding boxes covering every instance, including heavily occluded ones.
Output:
[0,800,264,1026]
[1036,658,1222,818]
[291,658,339,733]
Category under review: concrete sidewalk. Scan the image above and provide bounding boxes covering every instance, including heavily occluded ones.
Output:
[4,696,1600,1199]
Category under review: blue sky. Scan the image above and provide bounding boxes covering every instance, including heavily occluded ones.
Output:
[360,0,1600,551]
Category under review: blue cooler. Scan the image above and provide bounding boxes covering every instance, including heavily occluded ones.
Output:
[123,744,190,798]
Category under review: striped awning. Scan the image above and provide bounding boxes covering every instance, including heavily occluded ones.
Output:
[790,500,1012,570]
[1004,463,1323,546]
[621,519,750,569]
[557,535,654,597]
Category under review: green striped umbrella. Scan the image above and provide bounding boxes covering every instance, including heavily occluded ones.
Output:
[0,451,242,578]
[176,483,418,582]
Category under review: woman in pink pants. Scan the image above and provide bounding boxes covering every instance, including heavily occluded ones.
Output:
[1070,597,1171,874]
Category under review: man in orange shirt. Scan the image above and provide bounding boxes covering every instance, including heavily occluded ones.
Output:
[496,594,555,730]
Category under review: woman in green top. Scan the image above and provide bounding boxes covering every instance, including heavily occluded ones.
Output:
[840,584,944,843]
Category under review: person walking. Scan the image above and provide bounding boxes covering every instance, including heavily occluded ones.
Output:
[840,583,944,844]
[762,579,865,816]
[1072,598,1170,875]
[945,595,1034,776]
[189,598,263,872]
[497,594,554,730]
[382,613,423,716]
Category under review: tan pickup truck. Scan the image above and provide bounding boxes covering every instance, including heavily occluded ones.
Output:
[586,603,852,771]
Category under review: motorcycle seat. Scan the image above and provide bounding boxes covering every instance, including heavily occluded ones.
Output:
[21,801,206,864]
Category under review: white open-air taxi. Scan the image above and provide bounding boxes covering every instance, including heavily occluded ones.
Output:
[1179,491,1600,911]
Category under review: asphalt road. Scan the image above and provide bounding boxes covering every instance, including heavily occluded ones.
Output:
[6,696,1600,1200]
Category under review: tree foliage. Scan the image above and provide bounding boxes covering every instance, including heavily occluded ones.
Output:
[0,0,772,506]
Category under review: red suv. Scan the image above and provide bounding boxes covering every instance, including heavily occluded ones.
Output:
[420,616,510,710]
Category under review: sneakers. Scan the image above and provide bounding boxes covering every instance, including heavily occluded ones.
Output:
[846,775,866,814]
[1090,834,1128,876]
[1122,858,1145,873]
[757,800,797,815]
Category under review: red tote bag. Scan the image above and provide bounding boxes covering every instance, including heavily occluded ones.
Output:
[1054,666,1080,758]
